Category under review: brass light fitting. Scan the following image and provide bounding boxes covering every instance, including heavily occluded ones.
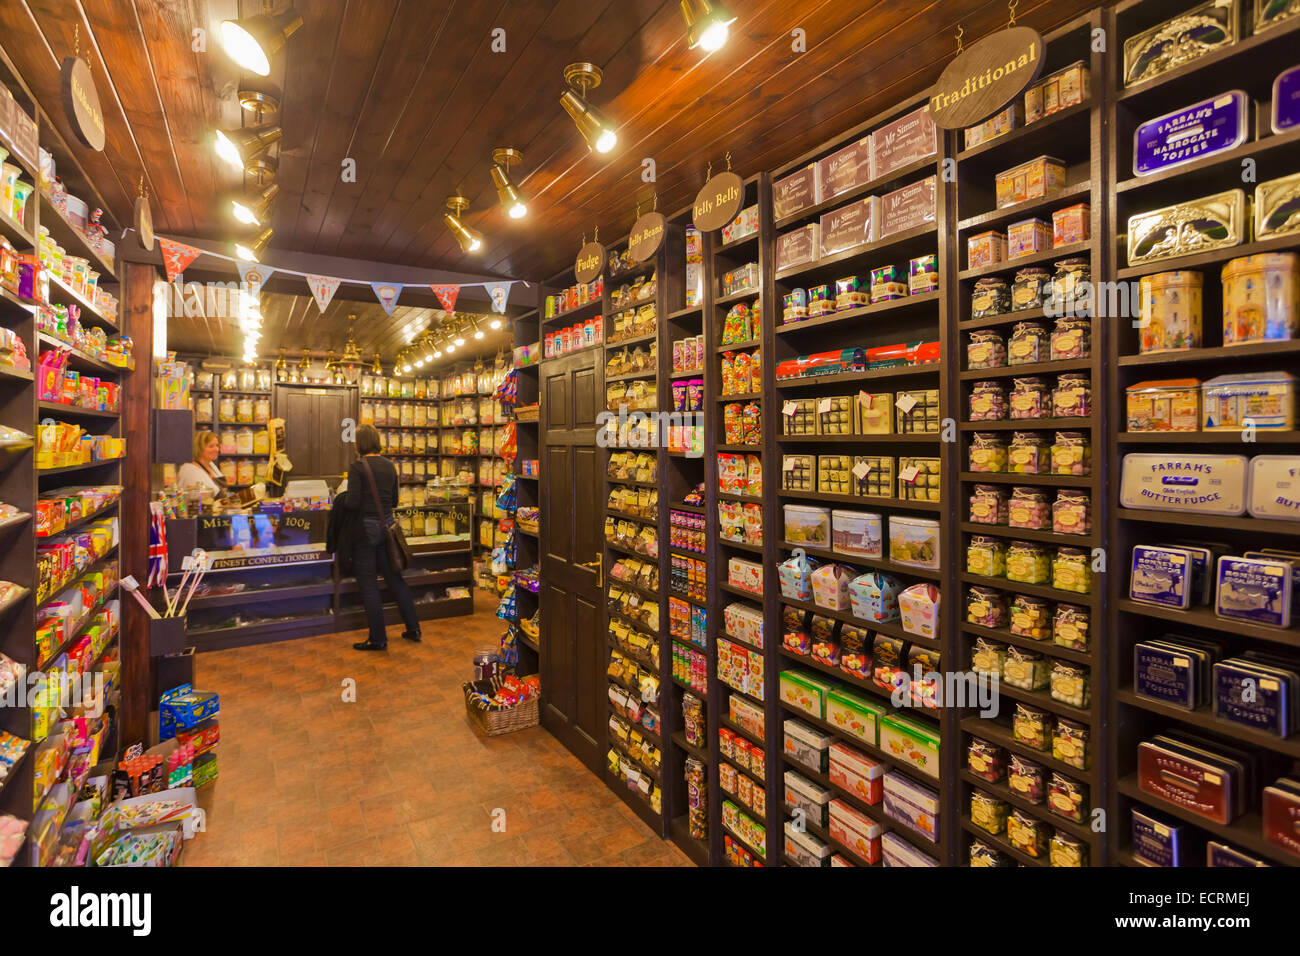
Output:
[214,124,282,183]
[237,78,282,120]
[560,62,618,154]
[231,183,279,226]
[220,9,304,77]
[443,195,484,254]
[680,0,737,52]
[490,147,528,219]
[234,227,273,263]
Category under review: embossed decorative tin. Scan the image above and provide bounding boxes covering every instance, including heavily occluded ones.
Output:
[1123,0,1239,89]
[1272,64,1300,133]
[1255,171,1300,240]
[1126,188,1246,266]
[1256,0,1300,34]
[1134,90,1248,176]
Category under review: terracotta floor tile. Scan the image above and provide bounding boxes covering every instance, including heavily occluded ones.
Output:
[179,590,691,868]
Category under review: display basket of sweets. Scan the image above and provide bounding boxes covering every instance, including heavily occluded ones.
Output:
[462,673,541,736]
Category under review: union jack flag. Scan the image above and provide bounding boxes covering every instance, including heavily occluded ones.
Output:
[147,501,168,588]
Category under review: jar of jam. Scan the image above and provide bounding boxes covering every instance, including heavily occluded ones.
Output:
[1049,257,1091,318]
[1011,267,1051,312]
[971,277,1010,318]
[966,330,1007,369]
[1008,321,1049,365]
[1052,373,1091,418]
[1008,431,1048,474]
[1008,487,1049,529]
[969,484,1008,525]
[969,432,1008,473]
[1051,317,1091,360]
[968,380,1007,421]
[1009,376,1049,419]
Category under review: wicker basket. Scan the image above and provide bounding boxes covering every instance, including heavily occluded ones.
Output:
[463,676,540,736]
[514,404,540,422]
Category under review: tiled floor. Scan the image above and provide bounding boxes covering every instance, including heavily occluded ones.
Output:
[180,591,690,867]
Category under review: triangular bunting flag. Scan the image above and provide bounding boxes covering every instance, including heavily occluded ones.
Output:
[485,281,513,314]
[159,238,203,282]
[307,274,342,312]
[237,260,275,297]
[371,282,402,315]
[430,284,459,313]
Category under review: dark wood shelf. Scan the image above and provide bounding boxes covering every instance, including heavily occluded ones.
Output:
[779,433,939,444]
[958,817,1048,866]
[959,417,1093,431]
[959,521,1098,548]
[1117,233,1300,280]
[775,539,943,582]
[774,222,939,283]
[958,770,1096,843]
[714,287,761,306]
[36,333,127,375]
[959,571,1095,606]
[37,458,123,477]
[38,190,117,280]
[1116,508,1300,536]
[716,337,760,353]
[957,182,1092,234]
[958,620,1095,666]
[959,358,1093,380]
[775,363,941,390]
[1115,430,1300,444]
[1117,341,1300,367]
[956,99,1093,164]
[1116,600,1300,650]
[36,400,119,420]
[959,716,1095,783]
[1115,688,1300,760]
[36,497,120,538]
[959,472,1093,488]
[776,489,942,512]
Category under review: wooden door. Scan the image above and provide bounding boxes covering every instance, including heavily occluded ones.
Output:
[540,348,605,772]
[274,385,357,483]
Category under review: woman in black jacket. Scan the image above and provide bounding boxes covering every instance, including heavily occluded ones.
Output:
[337,424,422,651]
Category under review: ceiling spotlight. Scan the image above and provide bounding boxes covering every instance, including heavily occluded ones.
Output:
[231,183,279,227]
[403,363,412,373]
[490,147,528,219]
[453,329,466,346]
[561,62,618,154]
[237,79,283,120]
[433,349,442,359]
[234,227,273,263]
[489,317,502,330]
[220,9,303,76]
[214,125,282,178]
[680,0,736,52]
[443,196,484,253]
[414,359,424,368]
[446,343,456,353]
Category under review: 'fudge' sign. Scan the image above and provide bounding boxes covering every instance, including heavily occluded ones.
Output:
[929,26,1044,130]
[574,240,604,283]
[693,170,744,233]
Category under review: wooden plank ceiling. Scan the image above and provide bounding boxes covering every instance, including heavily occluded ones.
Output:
[0,0,1100,358]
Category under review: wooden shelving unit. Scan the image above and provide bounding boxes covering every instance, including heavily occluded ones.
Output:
[1105,0,1300,869]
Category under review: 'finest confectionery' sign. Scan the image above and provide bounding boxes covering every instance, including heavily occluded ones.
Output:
[628,211,666,262]
[928,26,1044,130]
[61,56,105,151]
[693,170,744,233]
[574,239,605,283]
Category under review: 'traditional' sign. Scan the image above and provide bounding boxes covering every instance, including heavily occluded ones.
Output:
[575,240,605,283]
[60,56,105,151]
[692,171,744,233]
[928,26,1044,130]
[628,211,666,262]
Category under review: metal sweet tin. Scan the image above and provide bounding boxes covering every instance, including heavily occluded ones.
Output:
[1255,171,1300,240]
[1272,64,1300,133]
[1134,90,1247,176]
[1123,0,1239,89]
[1126,188,1247,266]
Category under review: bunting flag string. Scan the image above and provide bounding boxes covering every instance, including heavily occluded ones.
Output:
[371,281,403,315]
[156,235,526,312]
[159,237,203,282]
[306,274,342,312]
[236,260,275,296]
[430,284,460,312]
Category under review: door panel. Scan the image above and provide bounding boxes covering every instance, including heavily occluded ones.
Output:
[538,348,605,772]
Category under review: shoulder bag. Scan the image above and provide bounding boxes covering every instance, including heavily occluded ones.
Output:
[357,457,411,572]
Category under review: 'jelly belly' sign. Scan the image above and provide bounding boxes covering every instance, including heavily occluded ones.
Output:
[693,171,744,232]
[1135,91,1247,176]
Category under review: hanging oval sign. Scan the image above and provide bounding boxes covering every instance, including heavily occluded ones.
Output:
[928,26,1045,130]
[692,170,744,233]
[134,194,155,251]
[60,56,105,151]
[627,211,666,262]
[574,240,605,284]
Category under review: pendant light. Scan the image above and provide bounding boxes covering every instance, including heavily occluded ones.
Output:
[489,148,528,219]
[560,63,618,154]
[234,227,273,263]
[680,0,737,52]
[231,183,279,226]
[443,196,484,253]
[274,350,288,381]
[371,352,382,375]
[219,9,303,77]
[489,317,502,330]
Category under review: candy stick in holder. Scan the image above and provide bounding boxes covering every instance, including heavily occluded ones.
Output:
[177,550,210,617]
[166,553,196,618]
[119,575,161,620]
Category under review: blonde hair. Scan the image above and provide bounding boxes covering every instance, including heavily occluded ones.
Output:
[193,430,218,461]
